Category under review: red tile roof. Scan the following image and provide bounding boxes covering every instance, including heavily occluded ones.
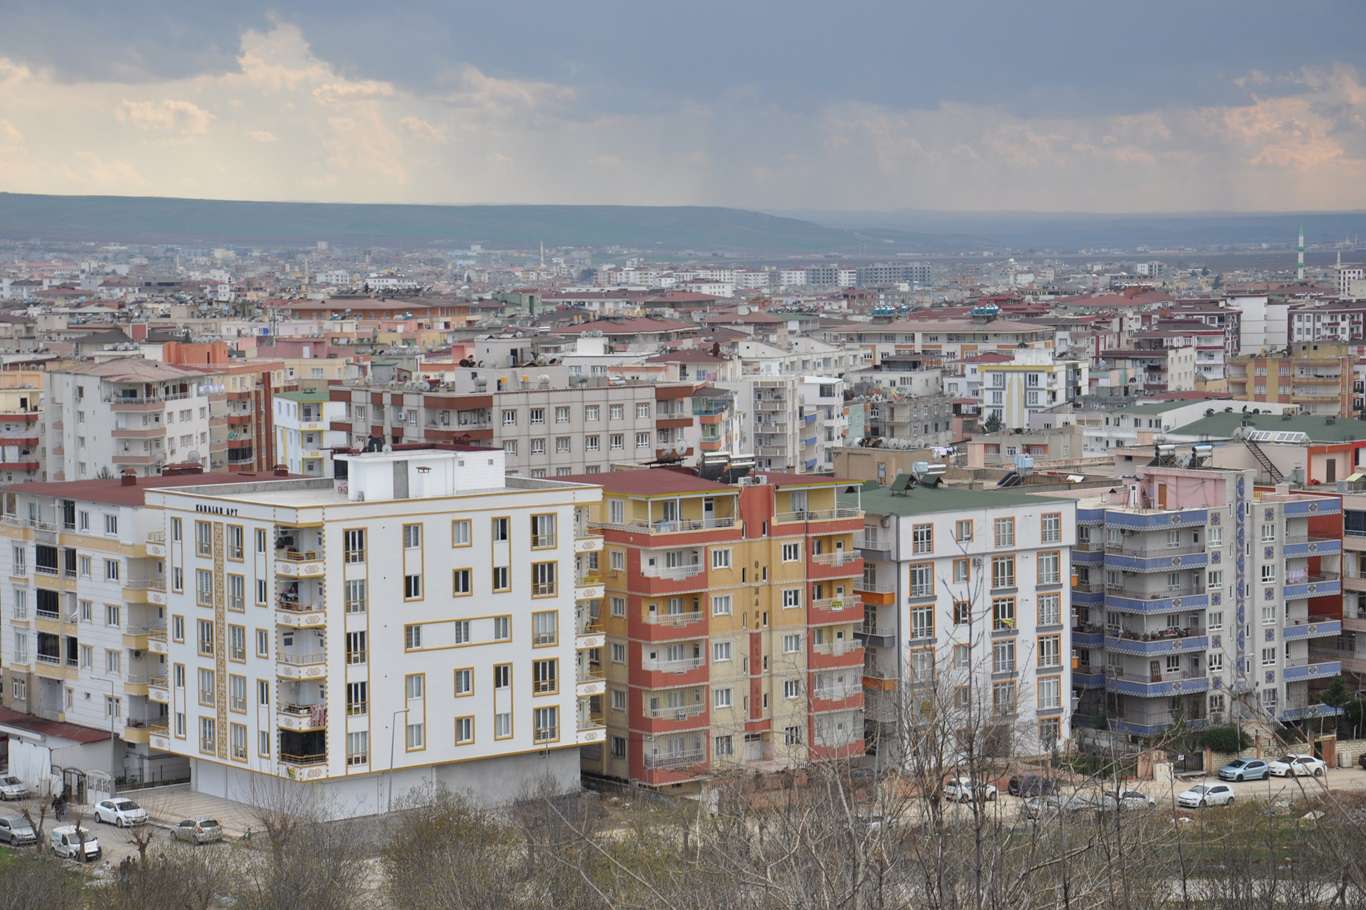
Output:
[3,472,283,507]
[0,707,111,744]
[559,468,731,495]
[556,318,698,336]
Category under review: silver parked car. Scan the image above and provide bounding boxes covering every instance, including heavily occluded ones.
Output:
[171,817,223,845]
[0,775,31,800]
[0,814,37,845]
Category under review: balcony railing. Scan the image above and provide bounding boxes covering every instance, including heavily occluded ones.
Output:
[1110,669,1205,685]
[277,549,322,562]
[646,703,706,720]
[646,610,703,627]
[811,551,861,567]
[1108,626,1204,642]
[281,752,327,766]
[644,748,706,769]
[645,657,706,674]
[644,564,705,581]
[278,652,327,667]
[593,517,738,535]
[775,508,861,524]
[813,684,862,701]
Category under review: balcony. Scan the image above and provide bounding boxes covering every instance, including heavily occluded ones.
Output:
[573,529,604,553]
[774,508,862,526]
[575,708,607,745]
[640,701,708,734]
[809,596,863,626]
[280,753,328,781]
[575,661,606,696]
[276,549,325,577]
[575,609,605,649]
[594,516,740,537]
[811,683,864,713]
[112,452,159,466]
[1105,670,1208,698]
[1103,590,1208,614]
[277,704,328,732]
[111,425,165,440]
[145,530,165,557]
[147,627,168,655]
[148,724,170,750]
[809,550,864,580]
[109,398,167,413]
[277,652,328,680]
[1282,619,1342,640]
[148,676,169,704]
[1103,628,1208,656]
[1282,534,1342,558]
[1283,657,1342,682]
[1284,574,1341,599]
[1103,547,1207,573]
[810,640,864,670]
[277,600,327,628]
[643,748,706,770]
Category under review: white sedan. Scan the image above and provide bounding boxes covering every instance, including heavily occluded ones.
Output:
[1268,754,1327,778]
[943,777,998,803]
[1177,783,1235,809]
[94,798,148,828]
[0,775,31,800]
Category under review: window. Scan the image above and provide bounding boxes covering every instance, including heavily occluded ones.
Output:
[344,579,367,614]
[255,529,267,554]
[782,589,801,609]
[611,642,626,663]
[1041,513,1062,544]
[1261,647,1276,667]
[228,625,246,662]
[503,441,517,456]
[256,578,267,606]
[992,597,1016,631]
[1207,569,1222,590]
[783,632,802,653]
[1038,552,1060,585]
[636,402,650,419]
[105,603,121,627]
[104,513,118,536]
[1208,611,1223,631]
[406,719,425,751]
[712,641,732,662]
[530,438,546,456]
[529,407,545,425]
[199,718,216,753]
[78,645,92,669]
[611,689,627,711]
[229,675,247,713]
[1038,635,1061,669]
[1208,653,1223,672]
[635,432,650,449]
[610,404,625,421]
[1037,677,1061,710]
[1262,604,1276,625]
[714,688,732,709]
[404,625,423,650]
[347,731,368,766]
[711,548,731,570]
[195,521,212,557]
[197,620,214,656]
[532,611,557,645]
[78,555,91,577]
[715,735,734,757]
[1039,593,1061,627]
[909,563,933,597]
[452,716,475,745]
[258,679,270,706]
[994,517,1015,548]
[493,615,511,641]
[346,630,367,664]
[451,519,472,547]
[227,526,244,560]
[533,706,559,743]
[452,568,472,596]
[100,558,119,582]
[1208,525,1222,546]
[495,712,512,739]
[344,529,365,563]
[555,405,570,423]
[197,668,216,707]
[992,639,1016,674]
[533,658,558,695]
[195,569,213,605]
[609,433,624,451]
[171,614,185,642]
[954,519,973,542]
[1261,564,1276,583]
[952,559,969,585]
[532,561,557,596]
[611,596,626,617]
[404,574,422,599]
[911,606,933,639]
[785,726,803,746]
[911,523,933,555]
[403,524,422,549]
[712,594,732,616]
[781,542,800,562]
[453,668,472,697]
[104,648,121,675]
[502,409,517,426]
[586,434,601,452]
[226,574,245,612]
[952,600,971,625]
[991,556,1015,589]
[255,628,269,658]
[492,566,510,591]
[585,404,600,422]
[493,664,511,690]
[783,679,801,699]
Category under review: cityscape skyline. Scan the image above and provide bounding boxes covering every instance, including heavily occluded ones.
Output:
[3,3,1366,212]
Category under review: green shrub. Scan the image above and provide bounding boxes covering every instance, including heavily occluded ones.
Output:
[1198,725,1249,754]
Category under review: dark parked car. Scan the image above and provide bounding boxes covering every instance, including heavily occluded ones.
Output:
[1358,752,1366,771]
[1008,774,1058,797]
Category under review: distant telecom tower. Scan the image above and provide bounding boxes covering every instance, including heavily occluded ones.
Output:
[1297,224,1306,282]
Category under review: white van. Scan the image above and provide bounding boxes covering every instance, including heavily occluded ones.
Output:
[49,824,101,861]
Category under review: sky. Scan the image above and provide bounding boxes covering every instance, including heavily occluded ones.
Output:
[2,1,1366,213]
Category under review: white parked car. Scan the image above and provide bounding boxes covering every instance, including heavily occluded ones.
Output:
[1177,783,1235,809]
[49,825,101,861]
[943,776,998,803]
[0,774,31,800]
[94,798,148,827]
[1267,754,1327,778]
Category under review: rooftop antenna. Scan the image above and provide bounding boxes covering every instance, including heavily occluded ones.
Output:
[1297,224,1305,282]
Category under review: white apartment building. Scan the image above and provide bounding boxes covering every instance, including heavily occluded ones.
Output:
[1338,265,1365,301]
[43,359,216,481]
[853,480,1076,759]
[143,448,604,818]
[273,391,347,478]
[0,472,257,790]
[979,350,1089,430]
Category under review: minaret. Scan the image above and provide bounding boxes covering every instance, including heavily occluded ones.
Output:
[1297,224,1305,282]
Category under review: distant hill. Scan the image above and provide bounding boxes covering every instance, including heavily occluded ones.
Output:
[0,192,956,255]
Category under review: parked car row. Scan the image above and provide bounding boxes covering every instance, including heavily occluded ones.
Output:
[1022,790,1156,819]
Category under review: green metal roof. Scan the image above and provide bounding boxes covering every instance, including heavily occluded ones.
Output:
[275,389,331,404]
[841,482,1074,518]
[1170,412,1366,443]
